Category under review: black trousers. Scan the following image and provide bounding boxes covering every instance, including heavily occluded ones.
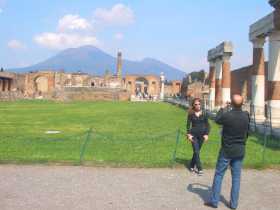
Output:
[190,135,204,171]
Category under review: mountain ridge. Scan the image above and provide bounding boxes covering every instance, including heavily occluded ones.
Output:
[13,45,186,80]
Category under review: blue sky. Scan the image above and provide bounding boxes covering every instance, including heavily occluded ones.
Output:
[0,0,273,73]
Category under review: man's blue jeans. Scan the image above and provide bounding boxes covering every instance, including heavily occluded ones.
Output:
[210,150,243,209]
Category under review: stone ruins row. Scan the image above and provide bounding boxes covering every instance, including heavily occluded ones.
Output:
[207,0,280,127]
[0,51,181,101]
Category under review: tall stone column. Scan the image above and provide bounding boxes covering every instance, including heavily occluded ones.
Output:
[160,72,165,100]
[221,55,231,105]
[268,30,280,126]
[0,79,2,91]
[117,52,122,79]
[208,61,216,111]
[215,58,223,108]
[131,80,136,96]
[251,37,266,122]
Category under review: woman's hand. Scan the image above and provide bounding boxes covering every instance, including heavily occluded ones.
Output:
[203,135,209,142]
[186,134,193,142]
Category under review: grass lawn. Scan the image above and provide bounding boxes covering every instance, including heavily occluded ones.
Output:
[0,100,279,168]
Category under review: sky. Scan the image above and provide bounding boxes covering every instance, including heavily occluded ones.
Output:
[0,0,273,73]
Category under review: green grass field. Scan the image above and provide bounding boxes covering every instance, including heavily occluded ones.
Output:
[0,100,279,168]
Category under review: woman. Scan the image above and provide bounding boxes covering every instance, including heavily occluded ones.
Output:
[186,98,210,175]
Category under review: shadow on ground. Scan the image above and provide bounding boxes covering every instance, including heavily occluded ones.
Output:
[187,183,228,206]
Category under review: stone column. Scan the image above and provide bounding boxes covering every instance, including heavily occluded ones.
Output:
[215,58,223,108]
[221,55,231,105]
[251,37,266,122]
[208,61,216,111]
[160,72,165,100]
[268,30,280,126]
[117,52,122,79]
[2,79,6,91]
[8,79,11,91]
[0,79,2,91]
[131,80,136,96]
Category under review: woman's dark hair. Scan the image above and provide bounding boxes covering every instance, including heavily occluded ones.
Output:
[187,98,201,115]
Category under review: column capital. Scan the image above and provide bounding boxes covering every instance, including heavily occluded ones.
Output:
[221,53,232,62]
[269,0,280,10]
[269,30,280,41]
[251,37,266,48]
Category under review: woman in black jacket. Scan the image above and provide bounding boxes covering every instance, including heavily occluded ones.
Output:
[186,98,210,175]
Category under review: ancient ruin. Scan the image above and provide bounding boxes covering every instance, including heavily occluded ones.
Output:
[0,52,181,102]
[205,0,280,128]
[207,42,233,110]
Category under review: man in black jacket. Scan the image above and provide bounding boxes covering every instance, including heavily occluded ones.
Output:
[205,94,250,209]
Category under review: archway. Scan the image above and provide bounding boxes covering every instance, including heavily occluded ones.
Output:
[35,76,48,93]
[135,77,149,97]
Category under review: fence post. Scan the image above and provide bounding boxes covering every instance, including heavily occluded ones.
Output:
[251,103,257,132]
[262,120,268,165]
[79,127,93,165]
[171,129,181,167]
[269,105,273,136]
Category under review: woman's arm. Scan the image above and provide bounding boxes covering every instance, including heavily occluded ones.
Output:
[186,114,194,142]
[204,112,210,135]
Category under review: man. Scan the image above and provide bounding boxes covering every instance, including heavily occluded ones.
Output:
[205,94,250,209]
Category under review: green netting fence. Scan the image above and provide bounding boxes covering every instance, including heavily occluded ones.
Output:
[0,127,279,167]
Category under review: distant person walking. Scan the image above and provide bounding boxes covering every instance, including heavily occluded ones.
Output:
[186,98,210,175]
[205,94,250,209]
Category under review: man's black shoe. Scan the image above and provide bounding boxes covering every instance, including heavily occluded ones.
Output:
[204,202,218,208]
[226,203,237,209]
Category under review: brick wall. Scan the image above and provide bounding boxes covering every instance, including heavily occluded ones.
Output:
[231,62,269,101]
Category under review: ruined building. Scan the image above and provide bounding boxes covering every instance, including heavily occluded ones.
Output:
[0,52,182,101]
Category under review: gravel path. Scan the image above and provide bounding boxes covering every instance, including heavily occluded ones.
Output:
[0,165,279,210]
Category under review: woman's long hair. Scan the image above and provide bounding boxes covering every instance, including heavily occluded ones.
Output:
[188,98,201,115]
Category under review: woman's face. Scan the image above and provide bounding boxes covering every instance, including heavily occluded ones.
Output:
[193,100,201,111]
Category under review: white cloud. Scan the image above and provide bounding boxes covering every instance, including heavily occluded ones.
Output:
[7,40,26,50]
[114,32,123,40]
[58,14,91,32]
[94,4,135,26]
[34,32,99,50]
[34,4,135,50]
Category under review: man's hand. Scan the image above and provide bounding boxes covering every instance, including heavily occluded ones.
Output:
[186,134,193,142]
[203,135,209,142]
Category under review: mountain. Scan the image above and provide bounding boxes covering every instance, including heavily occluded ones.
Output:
[13,45,186,80]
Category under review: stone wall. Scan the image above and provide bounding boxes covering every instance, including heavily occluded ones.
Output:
[59,87,130,101]
[0,91,25,101]
[185,82,209,99]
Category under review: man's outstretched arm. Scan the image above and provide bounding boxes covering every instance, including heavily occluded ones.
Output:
[215,108,226,125]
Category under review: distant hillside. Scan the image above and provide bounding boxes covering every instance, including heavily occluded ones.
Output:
[13,45,186,80]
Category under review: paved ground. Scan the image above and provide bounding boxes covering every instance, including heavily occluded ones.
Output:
[0,165,279,210]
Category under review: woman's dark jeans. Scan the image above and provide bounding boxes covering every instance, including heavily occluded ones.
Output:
[190,135,204,171]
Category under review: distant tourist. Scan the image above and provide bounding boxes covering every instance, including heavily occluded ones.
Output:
[205,94,250,209]
[186,98,210,175]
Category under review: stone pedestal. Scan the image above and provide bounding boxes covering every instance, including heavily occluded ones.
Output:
[215,58,223,108]
[251,38,266,123]
[222,55,231,105]
[160,72,165,100]
[268,31,280,127]
[208,61,215,110]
